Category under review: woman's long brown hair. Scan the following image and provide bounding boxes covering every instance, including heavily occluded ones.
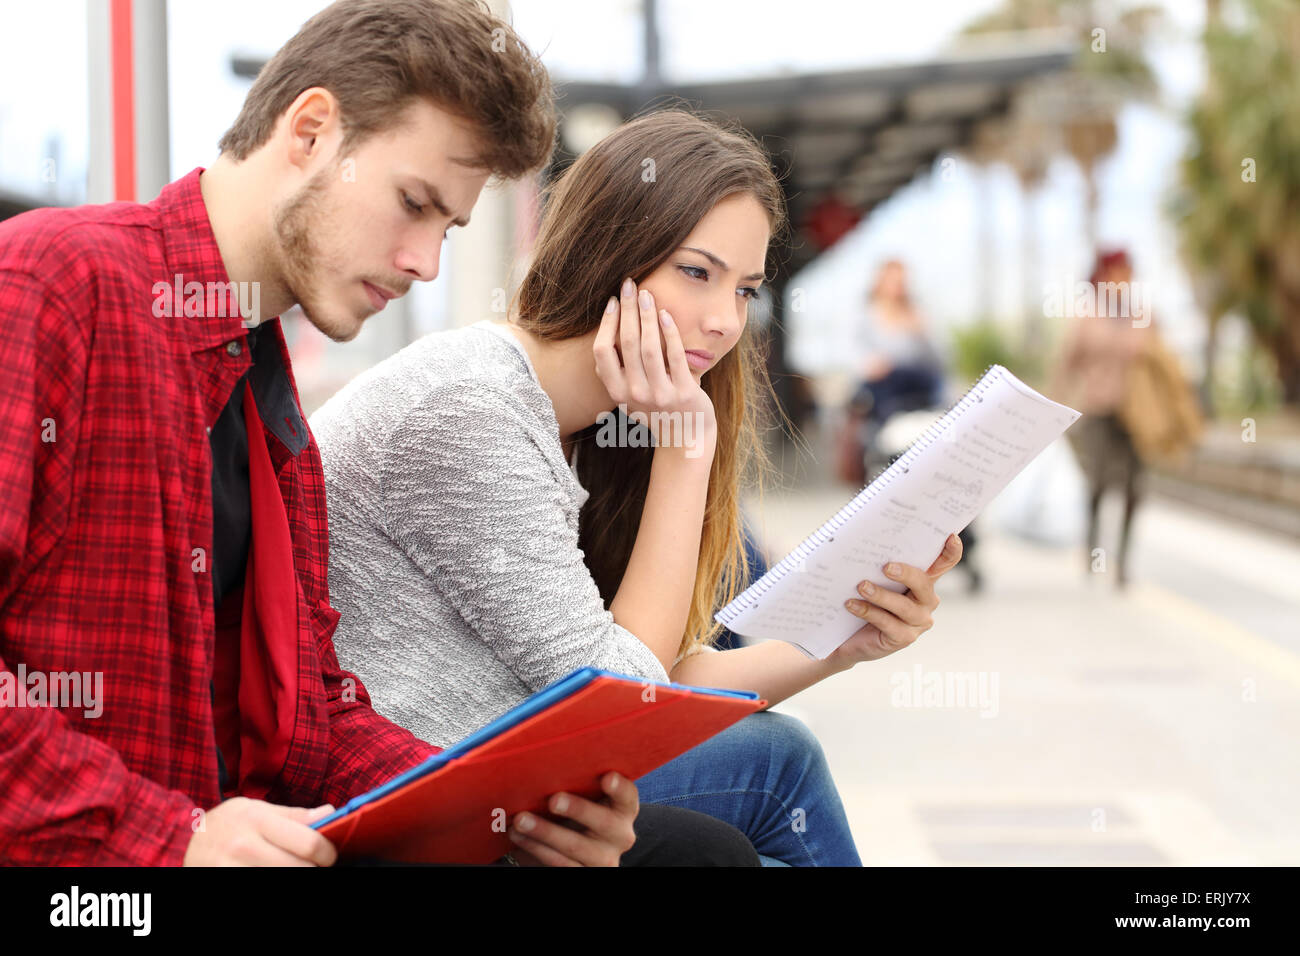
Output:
[513,108,787,661]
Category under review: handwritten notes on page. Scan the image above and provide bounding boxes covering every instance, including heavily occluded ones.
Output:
[715,366,1081,660]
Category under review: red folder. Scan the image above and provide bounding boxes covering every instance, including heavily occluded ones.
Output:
[313,669,766,863]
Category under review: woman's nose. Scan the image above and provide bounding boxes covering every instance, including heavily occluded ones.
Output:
[701,300,743,339]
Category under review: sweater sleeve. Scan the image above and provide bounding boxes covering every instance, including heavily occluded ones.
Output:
[379,382,669,691]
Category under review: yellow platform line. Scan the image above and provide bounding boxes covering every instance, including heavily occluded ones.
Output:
[1130,580,1300,690]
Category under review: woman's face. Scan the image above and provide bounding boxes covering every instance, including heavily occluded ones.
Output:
[877,262,906,301]
[636,192,771,380]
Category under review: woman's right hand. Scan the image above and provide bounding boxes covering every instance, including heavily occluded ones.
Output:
[593,277,717,460]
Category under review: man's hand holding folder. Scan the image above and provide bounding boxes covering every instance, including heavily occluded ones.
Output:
[505,771,637,867]
[183,799,340,866]
[182,774,639,866]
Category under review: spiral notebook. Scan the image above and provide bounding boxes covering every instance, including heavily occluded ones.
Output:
[716,365,1081,659]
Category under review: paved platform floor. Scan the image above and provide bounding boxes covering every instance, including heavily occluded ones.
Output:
[747,473,1300,865]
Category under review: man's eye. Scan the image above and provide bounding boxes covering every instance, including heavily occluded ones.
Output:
[402,193,425,215]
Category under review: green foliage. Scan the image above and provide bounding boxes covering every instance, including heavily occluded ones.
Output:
[1171,0,1300,404]
[948,318,1046,389]
[1212,343,1284,417]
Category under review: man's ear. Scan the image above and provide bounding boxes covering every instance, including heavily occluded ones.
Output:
[283,87,342,171]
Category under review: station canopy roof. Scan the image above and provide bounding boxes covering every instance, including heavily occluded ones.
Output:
[232,32,1073,274]
[550,36,1074,272]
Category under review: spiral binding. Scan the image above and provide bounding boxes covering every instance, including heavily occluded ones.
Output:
[716,363,1003,625]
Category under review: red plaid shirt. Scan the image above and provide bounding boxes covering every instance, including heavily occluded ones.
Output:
[0,168,439,865]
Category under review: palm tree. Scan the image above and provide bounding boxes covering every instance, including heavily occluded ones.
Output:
[962,0,1162,254]
[956,0,1161,362]
[1171,0,1300,406]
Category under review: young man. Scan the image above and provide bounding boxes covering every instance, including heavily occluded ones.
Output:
[0,0,757,867]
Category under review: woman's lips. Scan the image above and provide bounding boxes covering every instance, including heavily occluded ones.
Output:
[684,349,714,370]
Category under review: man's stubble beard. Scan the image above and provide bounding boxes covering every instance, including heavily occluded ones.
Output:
[272,165,361,343]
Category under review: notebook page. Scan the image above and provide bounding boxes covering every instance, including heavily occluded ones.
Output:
[716,366,1080,659]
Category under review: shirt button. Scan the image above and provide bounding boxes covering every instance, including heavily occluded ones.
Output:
[226,340,242,357]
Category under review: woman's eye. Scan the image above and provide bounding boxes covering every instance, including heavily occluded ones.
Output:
[738,287,760,300]
[679,265,708,281]
[402,193,425,215]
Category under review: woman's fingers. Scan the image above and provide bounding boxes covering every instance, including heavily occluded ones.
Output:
[637,286,672,399]
[883,560,938,610]
[837,547,959,664]
[925,533,963,577]
[842,600,924,652]
[847,619,914,656]
[593,296,625,400]
[658,309,694,384]
[618,278,650,405]
[849,578,932,628]
[843,555,940,652]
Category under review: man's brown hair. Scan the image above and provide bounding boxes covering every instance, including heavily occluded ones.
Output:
[217,0,556,178]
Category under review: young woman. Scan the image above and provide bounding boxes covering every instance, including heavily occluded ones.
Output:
[840,259,944,485]
[853,259,946,425]
[1051,249,1157,588]
[310,109,964,866]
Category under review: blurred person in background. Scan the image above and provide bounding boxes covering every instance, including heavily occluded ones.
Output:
[838,259,946,486]
[1051,249,1200,588]
[855,259,946,421]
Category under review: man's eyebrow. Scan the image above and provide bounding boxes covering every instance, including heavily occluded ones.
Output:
[681,246,765,282]
[419,178,471,228]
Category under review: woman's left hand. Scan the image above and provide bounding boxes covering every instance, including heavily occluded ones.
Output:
[828,532,964,668]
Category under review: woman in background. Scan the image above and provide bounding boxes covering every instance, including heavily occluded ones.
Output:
[1053,250,1155,588]
[838,259,944,488]
[852,259,945,428]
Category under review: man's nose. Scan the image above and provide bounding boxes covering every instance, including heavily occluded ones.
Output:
[397,233,442,283]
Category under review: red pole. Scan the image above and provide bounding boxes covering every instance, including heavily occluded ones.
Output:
[110,0,135,201]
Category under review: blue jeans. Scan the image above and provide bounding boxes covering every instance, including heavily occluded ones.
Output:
[635,711,861,866]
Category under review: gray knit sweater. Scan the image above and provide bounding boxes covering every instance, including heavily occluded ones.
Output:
[309,321,670,748]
